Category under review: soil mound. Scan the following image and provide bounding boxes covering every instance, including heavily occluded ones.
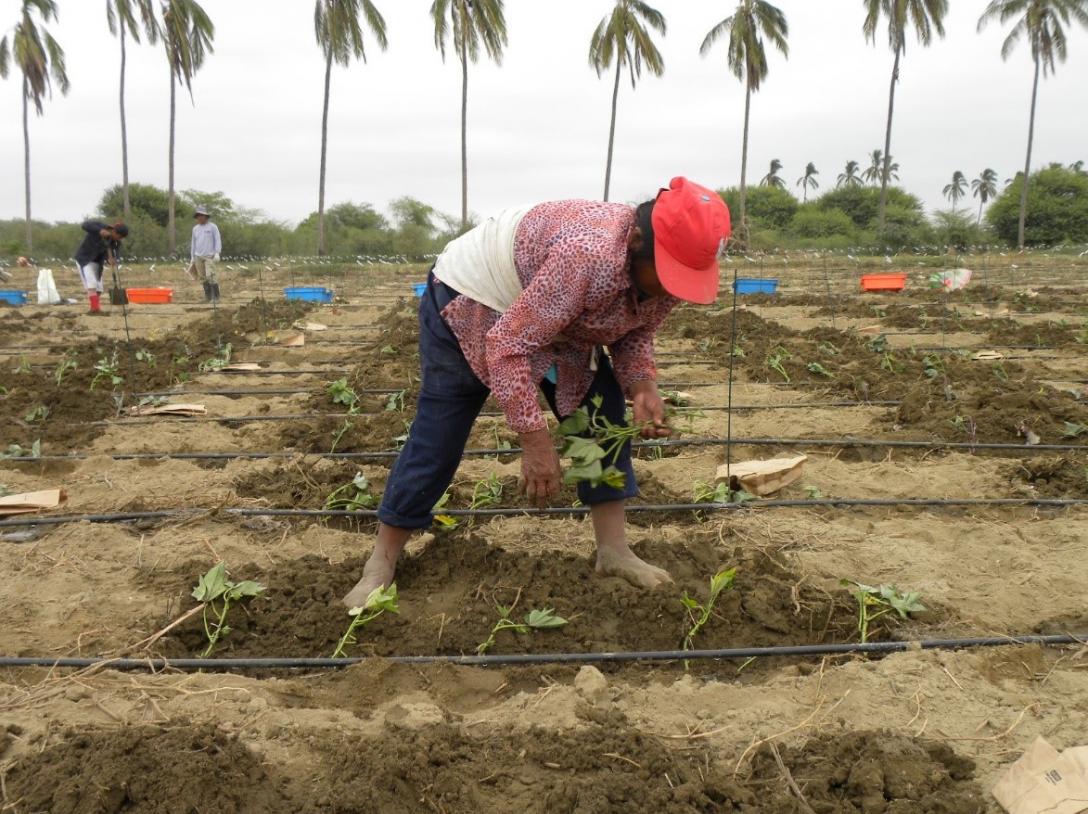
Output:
[3,723,291,813]
[1010,455,1088,497]
[0,299,310,452]
[741,730,983,813]
[156,533,884,664]
[306,719,722,814]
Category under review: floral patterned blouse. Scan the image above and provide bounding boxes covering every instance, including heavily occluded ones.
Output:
[437,200,678,433]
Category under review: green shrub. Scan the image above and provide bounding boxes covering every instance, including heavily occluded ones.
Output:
[789,206,857,239]
[987,164,1088,246]
[718,185,799,229]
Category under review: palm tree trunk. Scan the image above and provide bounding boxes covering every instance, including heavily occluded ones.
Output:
[877,45,900,235]
[120,20,131,218]
[603,59,621,202]
[460,33,469,229]
[168,66,177,254]
[317,49,332,256]
[1017,54,1040,251]
[977,198,984,227]
[23,77,32,252]
[739,82,752,243]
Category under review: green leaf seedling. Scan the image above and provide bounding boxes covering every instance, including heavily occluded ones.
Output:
[1,440,42,460]
[53,355,77,385]
[840,579,926,644]
[90,352,123,390]
[324,473,378,511]
[476,605,568,655]
[693,481,756,505]
[765,348,791,382]
[198,343,234,373]
[806,361,834,378]
[1062,421,1087,439]
[558,395,642,489]
[432,489,458,530]
[191,563,266,657]
[469,474,504,510]
[331,583,399,658]
[681,568,737,666]
[327,377,359,409]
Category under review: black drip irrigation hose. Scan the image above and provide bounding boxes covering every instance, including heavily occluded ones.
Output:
[4,435,1087,464]
[99,401,903,426]
[3,497,1086,528]
[1,633,1082,670]
[130,381,727,398]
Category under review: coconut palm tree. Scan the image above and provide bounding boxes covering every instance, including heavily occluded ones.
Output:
[971,167,999,224]
[979,0,1088,249]
[161,0,214,254]
[108,0,159,219]
[837,160,864,188]
[432,0,507,229]
[942,170,968,213]
[589,0,665,202]
[0,0,69,253]
[862,149,900,185]
[314,0,388,256]
[701,0,788,240]
[796,162,819,202]
[863,0,948,234]
[759,158,785,188]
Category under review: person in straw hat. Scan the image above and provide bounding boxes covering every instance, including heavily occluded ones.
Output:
[190,205,223,303]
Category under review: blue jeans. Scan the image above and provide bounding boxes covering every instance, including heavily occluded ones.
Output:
[377,274,639,529]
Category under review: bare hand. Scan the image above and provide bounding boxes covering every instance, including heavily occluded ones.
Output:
[518,429,561,505]
[630,381,672,439]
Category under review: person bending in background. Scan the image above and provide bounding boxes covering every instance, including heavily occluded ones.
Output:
[190,205,222,303]
[72,220,128,314]
[342,177,731,608]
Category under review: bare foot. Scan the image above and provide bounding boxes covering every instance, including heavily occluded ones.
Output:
[341,554,397,608]
[595,546,673,589]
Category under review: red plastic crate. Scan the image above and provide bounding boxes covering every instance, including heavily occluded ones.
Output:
[860,273,907,292]
[126,287,174,304]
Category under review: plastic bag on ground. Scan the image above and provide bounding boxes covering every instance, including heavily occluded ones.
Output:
[36,268,62,305]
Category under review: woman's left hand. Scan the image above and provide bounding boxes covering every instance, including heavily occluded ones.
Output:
[630,381,672,439]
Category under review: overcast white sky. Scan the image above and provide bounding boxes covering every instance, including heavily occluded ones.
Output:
[1,0,1085,226]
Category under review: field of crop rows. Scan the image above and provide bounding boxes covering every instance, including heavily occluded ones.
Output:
[0,255,1086,813]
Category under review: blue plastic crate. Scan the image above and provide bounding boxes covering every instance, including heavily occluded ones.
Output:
[284,286,333,303]
[0,290,28,306]
[734,278,779,295]
[412,282,427,297]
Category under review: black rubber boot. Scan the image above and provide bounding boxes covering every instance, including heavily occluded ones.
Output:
[202,281,212,302]
[210,282,221,303]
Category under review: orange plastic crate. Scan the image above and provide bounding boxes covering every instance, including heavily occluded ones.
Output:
[860,273,907,292]
[126,287,174,304]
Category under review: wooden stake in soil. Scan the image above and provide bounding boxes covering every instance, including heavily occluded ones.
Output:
[110,251,138,414]
[822,254,837,330]
[726,268,739,480]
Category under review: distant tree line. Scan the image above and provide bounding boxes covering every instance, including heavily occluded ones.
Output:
[720,162,1088,251]
[0,183,462,261]
[4,162,1086,263]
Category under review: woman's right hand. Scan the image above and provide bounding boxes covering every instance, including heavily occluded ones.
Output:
[518,429,562,505]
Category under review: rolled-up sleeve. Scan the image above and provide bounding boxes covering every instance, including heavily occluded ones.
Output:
[485,244,593,433]
[608,298,677,394]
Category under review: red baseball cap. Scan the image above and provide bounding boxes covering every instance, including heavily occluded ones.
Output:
[651,177,731,304]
